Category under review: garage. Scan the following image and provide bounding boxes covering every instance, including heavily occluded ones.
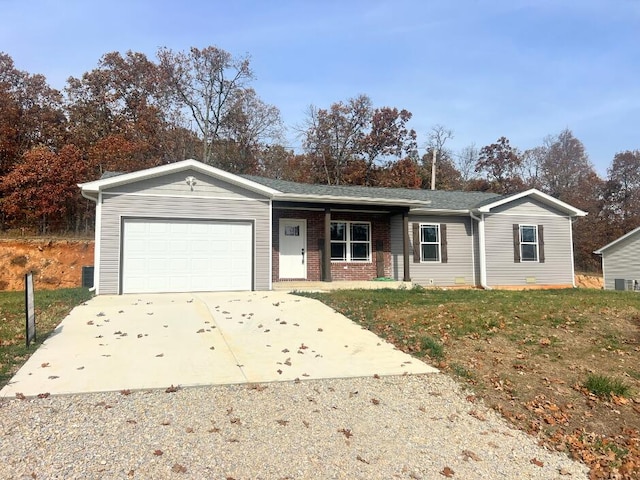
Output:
[121,218,253,294]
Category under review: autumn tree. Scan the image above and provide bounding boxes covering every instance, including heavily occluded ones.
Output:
[475,137,524,194]
[605,150,640,233]
[65,51,172,173]
[0,145,92,233]
[303,94,372,185]
[0,53,66,175]
[360,107,417,184]
[157,46,255,165]
[539,129,595,202]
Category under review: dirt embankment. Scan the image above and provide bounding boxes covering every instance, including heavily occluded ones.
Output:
[0,238,94,291]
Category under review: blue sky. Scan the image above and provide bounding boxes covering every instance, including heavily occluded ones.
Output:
[2,0,639,176]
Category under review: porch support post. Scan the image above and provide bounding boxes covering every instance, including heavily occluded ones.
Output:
[402,210,411,282]
[324,207,332,282]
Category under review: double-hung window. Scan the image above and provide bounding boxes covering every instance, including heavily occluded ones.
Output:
[330,221,371,262]
[519,225,538,262]
[420,224,441,262]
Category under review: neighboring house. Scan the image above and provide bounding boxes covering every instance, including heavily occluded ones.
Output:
[79,159,586,295]
[594,227,640,290]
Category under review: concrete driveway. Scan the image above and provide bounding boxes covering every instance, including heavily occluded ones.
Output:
[0,292,437,397]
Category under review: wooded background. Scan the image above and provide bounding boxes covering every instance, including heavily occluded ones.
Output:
[1,46,638,272]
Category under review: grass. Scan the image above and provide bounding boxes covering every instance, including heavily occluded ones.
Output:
[299,287,640,479]
[0,287,93,387]
[584,374,631,398]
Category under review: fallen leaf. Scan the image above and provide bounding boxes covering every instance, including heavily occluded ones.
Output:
[530,458,544,467]
[441,466,455,477]
[171,464,187,473]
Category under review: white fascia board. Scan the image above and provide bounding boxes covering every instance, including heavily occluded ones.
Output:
[409,208,469,216]
[594,225,640,254]
[274,193,430,208]
[475,189,587,217]
[78,159,280,197]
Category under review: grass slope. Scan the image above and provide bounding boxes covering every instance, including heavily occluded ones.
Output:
[301,288,640,479]
[0,288,93,387]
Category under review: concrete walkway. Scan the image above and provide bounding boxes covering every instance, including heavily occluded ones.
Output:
[0,291,436,397]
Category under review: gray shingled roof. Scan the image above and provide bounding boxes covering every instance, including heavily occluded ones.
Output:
[241,175,500,211]
[99,170,500,211]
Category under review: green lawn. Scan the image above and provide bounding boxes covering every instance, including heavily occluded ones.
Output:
[299,287,640,479]
[0,287,93,387]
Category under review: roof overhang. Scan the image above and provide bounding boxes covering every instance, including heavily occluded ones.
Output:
[473,188,587,217]
[78,159,280,201]
[273,193,429,209]
[594,226,640,254]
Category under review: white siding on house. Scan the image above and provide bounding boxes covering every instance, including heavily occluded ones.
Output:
[391,215,475,286]
[484,210,573,286]
[98,192,270,294]
[600,232,640,290]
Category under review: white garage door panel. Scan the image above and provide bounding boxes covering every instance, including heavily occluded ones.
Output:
[122,219,252,294]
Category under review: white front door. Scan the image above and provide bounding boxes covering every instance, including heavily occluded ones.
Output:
[279,219,307,279]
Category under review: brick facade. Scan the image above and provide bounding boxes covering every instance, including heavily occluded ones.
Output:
[272,209,392,282]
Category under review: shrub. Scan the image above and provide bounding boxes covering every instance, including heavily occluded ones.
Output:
[584,374,631,398]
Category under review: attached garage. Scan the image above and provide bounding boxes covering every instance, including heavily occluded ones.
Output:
[121,218,253,294]
[79,160,275,295]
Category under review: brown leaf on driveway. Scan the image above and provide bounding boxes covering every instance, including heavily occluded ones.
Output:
[153,449,163,456]
[196,329,205,333]
[15,393,26,400]
[171,463,187,473]
[338,428,353,438]
[37,392,50,399]
[441,466,455,477]
[41,362,50,368]
[461,449,481,461]
[165,384,180,393]
[530,458,544,467]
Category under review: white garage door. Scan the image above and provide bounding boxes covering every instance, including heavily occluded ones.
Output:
[122,218,253,294]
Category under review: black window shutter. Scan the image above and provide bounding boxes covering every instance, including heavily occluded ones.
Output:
[538,225,545,263]
[440,224,448,263]
[412,223,421,263]
[513,224,521,263]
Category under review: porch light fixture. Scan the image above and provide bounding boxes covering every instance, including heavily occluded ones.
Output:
[185,176,197,191]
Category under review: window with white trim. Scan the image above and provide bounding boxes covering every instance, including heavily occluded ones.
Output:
[420,224,441,262]
[519,225,538,262]
[330,221,371,262]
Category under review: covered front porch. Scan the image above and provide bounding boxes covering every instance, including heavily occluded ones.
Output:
[272,201,412,285]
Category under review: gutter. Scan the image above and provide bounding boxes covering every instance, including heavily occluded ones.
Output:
[469,211,490,289]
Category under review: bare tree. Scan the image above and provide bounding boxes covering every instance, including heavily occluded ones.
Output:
[157,46,253,165]
[454,143,479,184]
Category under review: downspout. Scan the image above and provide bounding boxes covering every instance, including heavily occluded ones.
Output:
[80,188,100,293]
[470,211,490,289]
[570,217,577,288]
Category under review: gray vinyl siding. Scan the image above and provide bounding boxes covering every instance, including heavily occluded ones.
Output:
[600,232,640,290]
[490,197,561,216]
[484,212,573,286]
[98,192,270,294]
[391,215,475,286]
[109,169,267,200]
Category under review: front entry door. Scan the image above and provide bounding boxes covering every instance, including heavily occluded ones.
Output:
[279,219,307,279]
